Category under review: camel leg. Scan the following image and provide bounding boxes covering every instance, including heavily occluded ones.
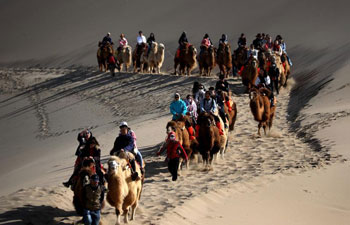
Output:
[263,124,267,136]
[258,123,262,136]
[130,202,138,221]
[115,208,121,225]
[123,208,129,224]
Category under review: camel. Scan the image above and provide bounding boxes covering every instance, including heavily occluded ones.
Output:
[258,50,268,71]
[97,42,114,72]
[281,52,291,87]
[106,154,143,225]
[232,47,248,76]
[216,43,232,78]
[174,44,197,75]
[147,43,165,74]
[73,158,96,216]
[241,58,259,92]
[198,46,216,76]
[272,53,286,90]
[196,112,226,169]
[116,45,132,72]
[249,87,276,136]
[219,91,237,131]
[132,43,147,73]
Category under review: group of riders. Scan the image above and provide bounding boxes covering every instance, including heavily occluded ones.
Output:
[72,31,292,224]
[63,121,145,190]
[99,31,157,71]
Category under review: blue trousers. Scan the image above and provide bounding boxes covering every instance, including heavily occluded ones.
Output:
[83,209,100,225]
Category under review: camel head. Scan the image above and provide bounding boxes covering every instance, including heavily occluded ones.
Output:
[249,88,259,100]
[198,113,213,128]
[189,45,197,56]
[158,43,165,51]
[108,156,127,174]
[125,45,131,54]
[225,44,231,54]
[151,42,158,51]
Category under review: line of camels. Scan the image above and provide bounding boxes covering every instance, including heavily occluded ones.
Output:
[73,40,291,224]
[97,41,291,90]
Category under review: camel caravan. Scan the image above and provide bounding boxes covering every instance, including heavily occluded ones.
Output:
[65,31,292,224]
[159,78,238,175]
[97,32,291,92]
[97,32,165,76]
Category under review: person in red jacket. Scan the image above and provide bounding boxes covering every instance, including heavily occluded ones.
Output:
[156,132,188,181]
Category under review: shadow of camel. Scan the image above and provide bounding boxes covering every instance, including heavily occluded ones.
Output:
[0,204,76,225]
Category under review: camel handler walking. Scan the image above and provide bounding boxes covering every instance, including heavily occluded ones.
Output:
[156,132,188,181]
[82,174,105,225]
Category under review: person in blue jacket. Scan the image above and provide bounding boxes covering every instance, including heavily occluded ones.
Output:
[170,93,187,120]
[110,122,144,180]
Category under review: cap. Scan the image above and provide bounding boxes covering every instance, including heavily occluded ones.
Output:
[174,93,180,98]
[119,121,128,128]
[168,131,176,141]
[91,174,99,182]
[107,32,111,35]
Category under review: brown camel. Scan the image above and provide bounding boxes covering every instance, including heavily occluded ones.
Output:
[106,154,143,225]
[281,52,291,87]
[241,58,259,92]
[174,44,197,75]
[258,50,268,71]
[196,112,225,168]
[97,42,114,72]
[216,43,232,78]
[198,45,216,76]
[132,43,147,73]
[116,45,132,72]
[249,87,276,136]
[232,46,248,76]
[72,158,96,216]
[219,91,237,131]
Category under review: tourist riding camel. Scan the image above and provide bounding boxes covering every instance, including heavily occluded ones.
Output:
[247,44,259,61]
[110,122,144,180]
[268,61,280,95]
[63,130,104,188]
[255,69,275,107]
[219,34,228,45]
[272,40,282,56]
[184,94,198,122]
[198,91,224,135]
[237,33,247,48]
[200,33,213,55]
[156,131,188,181]
[176,31,189,58]
[146,32,156,56]
[278,36,293,66]
[170,93,187,120]
[117,33,128,53]
[82,174,106,225]
[253,33,263,50]
[101,32,113,47]
[215,74,230,93]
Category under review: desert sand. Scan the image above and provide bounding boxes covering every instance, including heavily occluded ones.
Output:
[0,0,350,224]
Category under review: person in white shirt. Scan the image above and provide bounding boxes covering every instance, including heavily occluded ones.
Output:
[255,69,275,107]
[247,44,259,61]
[137,31,147,46]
